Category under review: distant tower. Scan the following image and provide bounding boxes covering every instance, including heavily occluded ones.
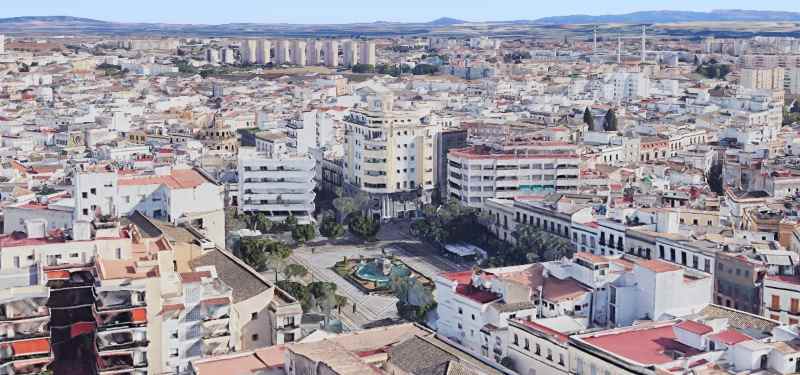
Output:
[617,34,622,64]
[641,25,646,63]
[0,34,4,55]
[593,26,598,51]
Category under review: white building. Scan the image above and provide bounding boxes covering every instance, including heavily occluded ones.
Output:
[72,164,226,247]
[256,39,271,65]
[358,41,376,66]
[306,40,321,66]
[237,136,316,224]
[290,40,307,66]
[323,40,339,67]
[342,40,358,67]
[240,39,257,65]
[274,40,290,65]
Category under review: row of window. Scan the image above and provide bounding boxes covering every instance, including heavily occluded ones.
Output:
[511,334,565,366]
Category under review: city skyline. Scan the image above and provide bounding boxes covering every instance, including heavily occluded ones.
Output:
[4,1,800,24]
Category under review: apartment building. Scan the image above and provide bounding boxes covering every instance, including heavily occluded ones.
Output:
[305,40,321,66]
[343,94,440,219]
[323,40,338,67]
[237,134,316,224]
[256,40,271,65]
[447,142,581,208]
[358,40,376,66]
[73,164,225,247]
[741,67,785,91]
[274,40,290,65]
[342,40,358,67]
[240,40,257,65]
[290,40,306,66]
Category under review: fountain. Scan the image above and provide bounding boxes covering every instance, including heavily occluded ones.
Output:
[353,257,411,288]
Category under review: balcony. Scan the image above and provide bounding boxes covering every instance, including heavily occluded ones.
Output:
[0,338,51,364]
[0,298,49,322]
[96,308,147,330]
[96,329,148,351]
[95,290,146,312]
[0,318,49,343]
[96,352,147,373]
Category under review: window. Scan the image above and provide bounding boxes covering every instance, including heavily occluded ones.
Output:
[471,314,475,320]
[524,338,530,351]
[90,188,97,195]
[251,312,258,320]
[82,192,88,199]
[513,334,519,346]
[559,353,565,365]
[772,295,781,310]
[535,343,540,355]
[792,299,799,314]
[251,334,259,341]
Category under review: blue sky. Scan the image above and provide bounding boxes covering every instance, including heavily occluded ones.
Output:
[4,0,799,24]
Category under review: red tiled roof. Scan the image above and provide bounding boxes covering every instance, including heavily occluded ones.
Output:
[455,284,501,304]
[675,320,713,336]
[441,271,473,284]
[179,271,212,283]
[202,297,230,306]
[581,322,702,365]
[575,252,609,264]
[708,329,751,345]
[637,259,682,273]
[118,169,208,189]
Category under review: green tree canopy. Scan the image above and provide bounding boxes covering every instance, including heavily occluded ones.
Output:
[348,214,380,241]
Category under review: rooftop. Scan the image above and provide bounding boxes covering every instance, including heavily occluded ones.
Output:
[578,321,702,366]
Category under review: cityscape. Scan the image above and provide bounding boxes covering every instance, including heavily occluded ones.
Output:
[5,2,800,375]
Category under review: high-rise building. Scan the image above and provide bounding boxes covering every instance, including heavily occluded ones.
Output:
[275,40,290,65]
[741,67,785,91]
[205,48,220,64]
[0,34,5,55]
[290,40,307,66]
[343,93,440,219]
[323,40,339,67]
[358,40,376,66]
[240,39,257,65]
[342,40,358,67]
[256,39,271,65]
[306,40,322,66]
[221,48,235,64]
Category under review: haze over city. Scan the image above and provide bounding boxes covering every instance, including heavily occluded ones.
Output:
[4,0,800,23]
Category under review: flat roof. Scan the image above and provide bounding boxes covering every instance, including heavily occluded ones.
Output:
[579,321,702,366]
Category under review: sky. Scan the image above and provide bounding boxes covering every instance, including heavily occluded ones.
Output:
[4,0,800,24]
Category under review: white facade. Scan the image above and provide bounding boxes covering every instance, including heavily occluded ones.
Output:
[240,40,257,65]
[323,40,339,67]
[342,40,358,67]
[237,148,316,224]
[275,40,290,65]
[290,40,307,66]
[256,39,271,65]
[358,41,376,66]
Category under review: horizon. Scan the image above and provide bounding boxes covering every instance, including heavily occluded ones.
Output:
[3,1,800,25]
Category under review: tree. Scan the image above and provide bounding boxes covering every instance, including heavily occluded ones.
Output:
[265,252,288,283]
[332,190,370,223]
[238,237,292,272]
[292,223,316,243]
[348,214,380,241]
[706,159,724,195]
[412,64,438,75]
[284,264,309,280]
[276,280,312,311]
[284,214,298,228]
[255,213,272,233]
[583,107,594,128]
[604,109,618,132]
[351,64,375,73]
[320,215,346,239]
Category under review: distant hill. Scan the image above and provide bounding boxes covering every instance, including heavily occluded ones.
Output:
[428,17,467,26]
[0,16,111,24]
[534,9,800,25]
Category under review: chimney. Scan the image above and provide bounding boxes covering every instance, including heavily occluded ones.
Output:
[24,219,47,239]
